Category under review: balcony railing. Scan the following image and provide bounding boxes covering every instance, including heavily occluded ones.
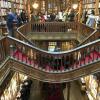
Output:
[79,29,100,46]
[16,22,95,43]
[0,36,100,82]
[0,21,100,82]
[0,36,99,72]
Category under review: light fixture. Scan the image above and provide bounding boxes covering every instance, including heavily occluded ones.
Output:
[32,2,39,9]
[72,4,78,9]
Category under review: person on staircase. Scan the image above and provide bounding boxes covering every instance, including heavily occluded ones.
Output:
[6,9,17,37]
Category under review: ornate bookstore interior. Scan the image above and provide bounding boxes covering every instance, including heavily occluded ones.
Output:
[0,0,100,100]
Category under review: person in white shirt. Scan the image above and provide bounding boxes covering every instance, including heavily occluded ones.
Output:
[58,10,63,21]
[86,10,96,28]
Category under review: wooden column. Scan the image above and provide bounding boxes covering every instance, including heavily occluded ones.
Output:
[11,2,15,13]
[56,0,60,12]
[26,0,31,20]
[55,0,59,13]
[52,0,54,13]
[23,1,26,11]
[45,0,48,14]
[67,82,71,100]
[95,0,99,15]
[59,0,61,11]
[67,0,71,11]
[78,0,83,22]
[65,0,67,10]
[39,0,42,12]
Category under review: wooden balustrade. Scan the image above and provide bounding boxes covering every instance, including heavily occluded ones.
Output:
[0,59,11,87]
[0,21,96,45]
[10,59,100,83]
[16,22,95,44]
[0,21,99,83]
[6,36,100,73]
[0,37,8,63]
[14,23,34,46]
[79,29,100,46]
[0,36,100,82]
[31,22,78,32]
[78,23,94,36]
[17,23,31,36]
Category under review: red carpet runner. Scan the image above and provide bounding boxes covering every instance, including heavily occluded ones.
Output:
[46,84,63,100]
[47,88,62,100]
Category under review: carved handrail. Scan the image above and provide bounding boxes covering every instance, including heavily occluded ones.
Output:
[16,21,100,52]
[77,22,94,37]
[0,56,100,83]
[30,22,94,37]
[10,58,100,83]
[0,37,8,63]
[0,59,14,96]
[6,36,100,73]
[0,58,11,85]
[78,29,100,46]
[15,23,34,46]
[0,36,100,82]
[16,22,95,43]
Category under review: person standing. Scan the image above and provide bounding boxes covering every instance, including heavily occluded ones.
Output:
[86,10,96,28]
[68,9,75,22]
[20,10,27,23]
[58,10,63,22]
[6,9,16,37]
[16,13,22,27]
[81,11,88,24]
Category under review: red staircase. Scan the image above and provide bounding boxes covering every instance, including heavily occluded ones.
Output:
[12,49,100,72]
[0,36,100,82]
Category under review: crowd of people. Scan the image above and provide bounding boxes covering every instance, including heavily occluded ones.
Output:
[1,8,100,37]
[31,8,76,22]
[31,9,100,29]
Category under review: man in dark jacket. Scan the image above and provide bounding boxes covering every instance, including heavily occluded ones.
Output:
[68,9,75,21]
[6,9,16,37]
[20,10,26,23]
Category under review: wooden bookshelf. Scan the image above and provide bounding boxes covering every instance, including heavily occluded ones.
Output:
[0,0,27,17]
[82,0,99,15]
[0,0,27,34]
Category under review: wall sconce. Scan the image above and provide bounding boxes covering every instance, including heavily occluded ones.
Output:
[72,4,78,9]
[32,2,39,9]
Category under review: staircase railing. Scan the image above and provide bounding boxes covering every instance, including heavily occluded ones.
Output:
[79,29,100,46]
[0,58,11,85]
[16,22,94,43]
[30,22,94,34]
[77,22,94,38]
[15,23,35,46]
[4,36,100,73]
[0,36,100,82]
[0,37,8,63]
